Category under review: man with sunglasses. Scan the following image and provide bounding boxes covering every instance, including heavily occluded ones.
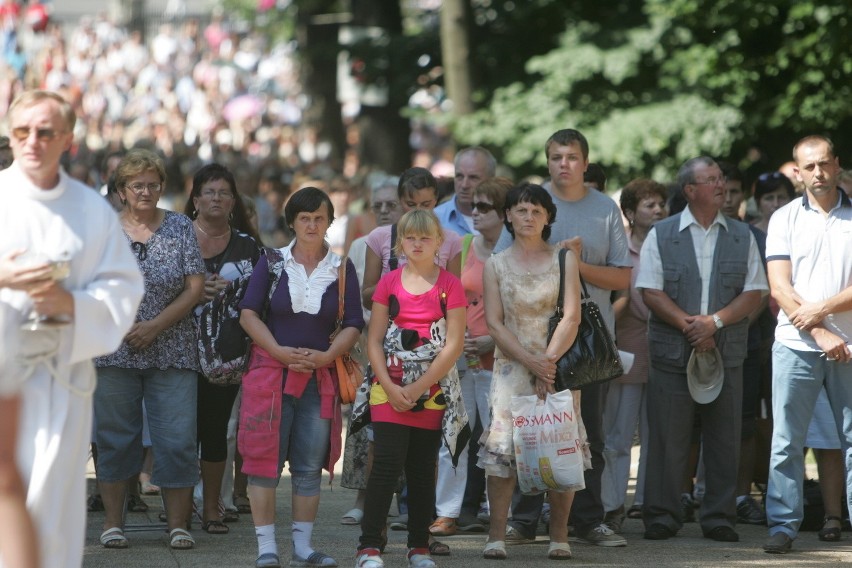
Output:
[637,156,766,543]
[0,90,143,568]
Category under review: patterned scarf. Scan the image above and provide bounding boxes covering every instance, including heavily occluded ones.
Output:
[350,317,471,467]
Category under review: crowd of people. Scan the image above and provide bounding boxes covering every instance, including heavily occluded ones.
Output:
[2,7,852,568]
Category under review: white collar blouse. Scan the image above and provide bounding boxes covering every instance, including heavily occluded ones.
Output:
[279,240,342,315]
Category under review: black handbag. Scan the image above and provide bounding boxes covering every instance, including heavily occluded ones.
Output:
[548,248,623,391]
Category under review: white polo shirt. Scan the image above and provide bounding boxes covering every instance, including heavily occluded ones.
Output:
[766,189,852,351]
[636,206,767,315]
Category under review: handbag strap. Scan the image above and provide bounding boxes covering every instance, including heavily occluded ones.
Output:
[333,256,347,336]
[210,228,236,275]
[555,248,590,318]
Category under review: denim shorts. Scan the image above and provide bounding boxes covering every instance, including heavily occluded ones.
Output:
[94,366,198,487]
[248,377,330,496]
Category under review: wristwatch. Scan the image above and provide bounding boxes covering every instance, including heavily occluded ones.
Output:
[712,314,724,330]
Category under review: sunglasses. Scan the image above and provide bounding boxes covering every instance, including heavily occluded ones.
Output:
[131,241,148,261]
[758,171,786,182]
[472,201,496,213]
[11,126,63,142]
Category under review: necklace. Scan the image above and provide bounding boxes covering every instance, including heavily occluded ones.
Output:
[194,221,230,239]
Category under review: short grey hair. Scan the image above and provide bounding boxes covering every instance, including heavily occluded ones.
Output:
[369,174,399,201]
[455,147,497,178]
[676,156,717,191]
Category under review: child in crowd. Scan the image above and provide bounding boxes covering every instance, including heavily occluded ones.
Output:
[351,210,469,568]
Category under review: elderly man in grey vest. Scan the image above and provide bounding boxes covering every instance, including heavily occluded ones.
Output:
[635,156,767,543]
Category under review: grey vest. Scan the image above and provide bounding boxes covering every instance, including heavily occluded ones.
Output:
[647,213,750,370]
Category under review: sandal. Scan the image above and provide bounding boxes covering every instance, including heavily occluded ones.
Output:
[202,519,230,534]
[341,508,364,525]
[626,505,643,519]
[547,542,572,560]
[482,540,507,560]
[140,480,160,495]
[428,516,457,536]
[100,527,128,549]
[223,509,240,523]
[428,539,450,556]
[289,551,338,566]
[169,527,195,550]
[819,516,842,542]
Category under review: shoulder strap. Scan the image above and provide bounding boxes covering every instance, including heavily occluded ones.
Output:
[210,229,237,274]
[460,233,474,268]
[389,223,398,271]
[555,248,566,317]
[337,256,347,323]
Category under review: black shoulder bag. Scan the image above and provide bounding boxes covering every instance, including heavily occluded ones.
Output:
[548,248,624,391]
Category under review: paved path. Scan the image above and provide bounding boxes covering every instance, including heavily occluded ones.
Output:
[83,463,851,567]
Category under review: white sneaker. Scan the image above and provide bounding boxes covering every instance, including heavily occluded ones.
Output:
[355,549,383,568]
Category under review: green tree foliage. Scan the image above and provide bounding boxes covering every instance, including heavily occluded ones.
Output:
[455,0,852,182]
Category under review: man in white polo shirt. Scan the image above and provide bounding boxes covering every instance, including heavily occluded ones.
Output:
[763,135,852,554]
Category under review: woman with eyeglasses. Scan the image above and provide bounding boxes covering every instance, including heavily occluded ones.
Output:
[183,163,262,535]
[93,148,205,550]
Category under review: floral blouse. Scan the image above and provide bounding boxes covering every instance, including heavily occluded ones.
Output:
[96,210,205,371]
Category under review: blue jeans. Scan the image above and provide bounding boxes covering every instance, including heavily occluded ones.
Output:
[248,377,330,496]
[94,366,198,487]
[766,343,852,537]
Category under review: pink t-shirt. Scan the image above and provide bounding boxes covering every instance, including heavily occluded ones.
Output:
[364,224,463,277]
[460,244,494,370]
[370,268,466,428]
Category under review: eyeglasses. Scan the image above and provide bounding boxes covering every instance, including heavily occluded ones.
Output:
[131,241,148,261]
[473,201,496,213]
[126,182,163,195]
[200,190,234,200]
[692,176,726,186]
[11,126,64,142]
[371,201,399,213]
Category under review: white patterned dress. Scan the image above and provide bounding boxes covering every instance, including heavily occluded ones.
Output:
[478,247,589,478]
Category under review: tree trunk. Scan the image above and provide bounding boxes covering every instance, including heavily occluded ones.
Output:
[440,0,473,115]
[297,4,346,171]
[350,0,411,174]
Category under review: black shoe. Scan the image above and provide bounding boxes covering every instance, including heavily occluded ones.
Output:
[127,494,148,513]
[643,524,675,540]
[705,526,739,542]
[763,532,793,554]
[87,494,104,512]
[736,496,766,525]
[457,513,487,532]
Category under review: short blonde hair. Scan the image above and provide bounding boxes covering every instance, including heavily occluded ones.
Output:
[393,209,444,258]
[115,148,166,190]
[8,90,76,132]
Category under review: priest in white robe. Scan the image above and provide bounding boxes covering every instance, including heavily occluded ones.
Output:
[0,90,143,568]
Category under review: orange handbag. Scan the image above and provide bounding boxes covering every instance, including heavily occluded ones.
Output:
[330,257,363,404]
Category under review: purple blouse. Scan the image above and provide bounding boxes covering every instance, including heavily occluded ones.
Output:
[240,254,364,350]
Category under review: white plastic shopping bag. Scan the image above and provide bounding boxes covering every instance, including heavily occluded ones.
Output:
[511,390,585,494]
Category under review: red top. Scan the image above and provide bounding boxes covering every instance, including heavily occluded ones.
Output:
[370,268,466,429]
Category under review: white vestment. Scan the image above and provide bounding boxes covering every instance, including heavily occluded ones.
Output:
[0,163,143,568]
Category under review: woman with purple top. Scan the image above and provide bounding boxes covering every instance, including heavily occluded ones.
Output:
[237,187,364,568]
